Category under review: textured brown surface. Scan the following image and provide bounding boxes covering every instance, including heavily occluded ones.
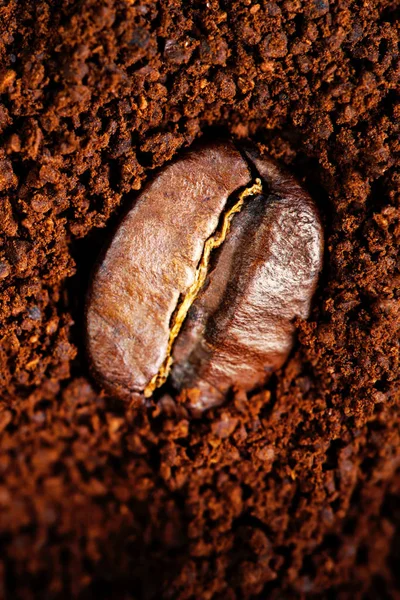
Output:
[0,1,399,599]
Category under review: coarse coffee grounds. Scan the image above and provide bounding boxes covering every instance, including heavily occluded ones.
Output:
[0,0,399,598]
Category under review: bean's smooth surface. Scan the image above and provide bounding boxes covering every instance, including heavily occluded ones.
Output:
[86,140,323,410]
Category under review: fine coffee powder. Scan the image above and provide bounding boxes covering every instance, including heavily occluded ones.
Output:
[0,1,399,599]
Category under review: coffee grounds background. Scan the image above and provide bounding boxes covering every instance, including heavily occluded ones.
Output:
[0,0,399,598]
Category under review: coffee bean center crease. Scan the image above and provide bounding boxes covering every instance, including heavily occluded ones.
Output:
[144,177,263,398]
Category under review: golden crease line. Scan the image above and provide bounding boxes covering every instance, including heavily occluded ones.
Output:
[143,178,263,398]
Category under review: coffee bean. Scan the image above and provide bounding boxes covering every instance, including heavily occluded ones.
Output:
[86,140,323,411]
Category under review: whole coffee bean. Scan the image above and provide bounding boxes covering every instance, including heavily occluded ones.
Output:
[86,140,323,411]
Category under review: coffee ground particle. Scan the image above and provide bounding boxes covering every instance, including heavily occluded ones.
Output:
[0,1,399,598]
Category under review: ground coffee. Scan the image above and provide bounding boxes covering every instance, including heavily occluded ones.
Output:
[0,1,398,598]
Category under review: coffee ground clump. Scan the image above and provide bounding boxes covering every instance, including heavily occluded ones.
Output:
[0,1,399,598]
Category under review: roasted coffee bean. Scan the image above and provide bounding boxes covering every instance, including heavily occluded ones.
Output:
[86,140,323,411]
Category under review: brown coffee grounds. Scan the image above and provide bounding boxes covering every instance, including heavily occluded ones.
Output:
[0,0,399,598]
